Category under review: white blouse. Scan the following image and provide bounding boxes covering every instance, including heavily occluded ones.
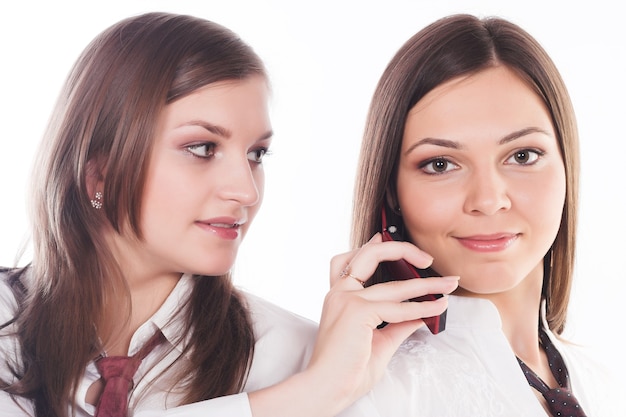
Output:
[0,273,324,416]
[358,295,619,417]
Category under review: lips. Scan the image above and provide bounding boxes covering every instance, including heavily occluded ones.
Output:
[455,233,519,252]
[195,217,246,240]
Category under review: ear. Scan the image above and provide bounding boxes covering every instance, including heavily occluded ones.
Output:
[383,187,406,239]
[85,157,105,199]
[385,187,401,215]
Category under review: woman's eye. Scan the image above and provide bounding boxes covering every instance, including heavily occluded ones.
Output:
[247,148,269,163]
[186,143,216,158]
[420,157,458,174]
[505,149,543,165]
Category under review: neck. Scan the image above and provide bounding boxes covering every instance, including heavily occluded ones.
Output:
[468,263,558,388]
[99,228,182,355]
[493,290,542,364]
[459,262,545,365]
[100,277,180,356]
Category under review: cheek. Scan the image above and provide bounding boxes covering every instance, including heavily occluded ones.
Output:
[144,170,184,209]
[397,183,460,248]
[140,160,198,232]
[526,168,567,238]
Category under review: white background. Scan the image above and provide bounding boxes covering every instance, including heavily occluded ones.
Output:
[1,1,624,380]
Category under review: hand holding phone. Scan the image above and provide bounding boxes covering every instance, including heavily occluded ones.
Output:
[380,206,447,334]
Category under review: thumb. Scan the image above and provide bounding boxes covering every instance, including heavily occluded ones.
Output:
[371,319,423,364]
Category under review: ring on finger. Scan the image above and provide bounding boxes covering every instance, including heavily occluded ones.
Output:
[339,266,366,287]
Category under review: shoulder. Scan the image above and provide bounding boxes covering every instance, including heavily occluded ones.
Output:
[553,333,612,381]
[238,291,318,391]
[554,336,622,415]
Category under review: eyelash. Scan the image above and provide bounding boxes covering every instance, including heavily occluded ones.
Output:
[184,142,272,164]
[185,142,217,159]
[248,148,271,164]
[418,157,458,175]
[418,148,545,175]
[504,148,544,165]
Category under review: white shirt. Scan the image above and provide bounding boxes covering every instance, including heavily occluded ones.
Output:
[360,295,620,417]
[0,273,320,416]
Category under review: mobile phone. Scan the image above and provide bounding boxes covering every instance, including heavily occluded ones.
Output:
[380,205,447,334]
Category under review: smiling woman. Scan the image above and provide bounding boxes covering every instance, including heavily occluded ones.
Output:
[398,66,566,296]
[347,14,617,416]
[136,78,272,276]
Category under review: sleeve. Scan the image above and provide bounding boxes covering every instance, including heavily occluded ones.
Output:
[240,292,318,391]
[134,393,252,417]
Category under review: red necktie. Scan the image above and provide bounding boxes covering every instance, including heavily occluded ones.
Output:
[95,330,165,417]
[517,329,587,417]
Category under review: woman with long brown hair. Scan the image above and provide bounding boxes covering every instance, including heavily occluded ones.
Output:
[0,12,457,417]
[344,14,615,416]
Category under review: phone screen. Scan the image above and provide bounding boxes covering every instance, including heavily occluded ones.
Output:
[380,206,447,334]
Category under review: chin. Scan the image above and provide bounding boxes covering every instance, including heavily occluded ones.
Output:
[188,258,236,277]
[460,273,527,294]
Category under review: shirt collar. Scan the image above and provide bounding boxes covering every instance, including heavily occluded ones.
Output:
[446,295,549,330]
[128,273,194,357]
[445,295,503,330]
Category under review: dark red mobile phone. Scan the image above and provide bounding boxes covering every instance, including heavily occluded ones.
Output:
[380,206,447,334]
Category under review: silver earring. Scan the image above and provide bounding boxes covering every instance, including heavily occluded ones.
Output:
[91,191,103,209]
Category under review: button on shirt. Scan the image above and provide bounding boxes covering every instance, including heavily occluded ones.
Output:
[0,273,321,416]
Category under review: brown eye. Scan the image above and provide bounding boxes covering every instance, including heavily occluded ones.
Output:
[186,142,216,158]
[247,148,269,163]
[514,151,529,163]
[420,157,458,175]
[432,159,448,172]
[506,149,542,165]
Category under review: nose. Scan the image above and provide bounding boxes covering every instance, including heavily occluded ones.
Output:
[463,166,511,215]
[218,157,261,207]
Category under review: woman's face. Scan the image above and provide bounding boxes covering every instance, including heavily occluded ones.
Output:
[127,76,272,279]
[396,66,565,295]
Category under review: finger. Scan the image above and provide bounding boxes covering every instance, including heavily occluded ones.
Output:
[329,250,359,286]
[370,294,450,327]
[329,233,382,287]
[357,276,459,303]
[368,319,424,373]
[347,240,434,282]
[376,319,424,345]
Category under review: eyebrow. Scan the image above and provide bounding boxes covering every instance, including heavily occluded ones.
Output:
[181,120,274,142]
[404,126,551,156]
[182,120,232,138]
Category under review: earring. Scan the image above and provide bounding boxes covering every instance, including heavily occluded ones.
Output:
[90,191,103,209]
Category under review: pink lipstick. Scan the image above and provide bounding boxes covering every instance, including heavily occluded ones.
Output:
[195,217,244,240]
[455,233,519,252]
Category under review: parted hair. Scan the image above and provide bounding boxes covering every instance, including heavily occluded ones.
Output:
[1,12,265,416]
[351,14,579,335]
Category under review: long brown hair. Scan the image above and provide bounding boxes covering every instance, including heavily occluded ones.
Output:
[351,14,579,335]
[1,12,264,415]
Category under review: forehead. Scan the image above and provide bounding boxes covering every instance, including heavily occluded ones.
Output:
[160,76,271,128]
[404,66,554,142]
